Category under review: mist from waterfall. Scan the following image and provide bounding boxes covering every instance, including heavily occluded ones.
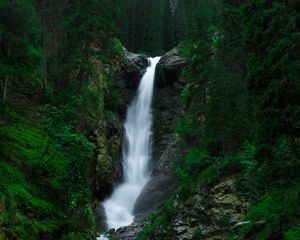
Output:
[102,57,161,231]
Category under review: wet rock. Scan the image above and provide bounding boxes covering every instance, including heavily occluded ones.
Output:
[152,88,181,159]
[240,220,266,239]
[107,219,147,240]
[214,193,242,206]
[152,46,187,163]
[95,201,108,233]
[124,49,149,72]
[133,135,181,216]
[174,225,188,234]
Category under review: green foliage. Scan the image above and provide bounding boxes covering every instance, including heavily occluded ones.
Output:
[111,38,124,53]
[116,0,188,54]
[242,186,300,239]
[0,162,61,239]
[0,99,95,239]
[242,0,300,169]
[0,0,41,98]
[162,0,175,51]
[0,0,120,238]
[163,2,300,240]
[285,222,300,240]
[42,100,95,210]
[225,236,238,240]
[137,224,152,240]
[191,227,203,239]
[148,196,177,238]
[0,107,64,239]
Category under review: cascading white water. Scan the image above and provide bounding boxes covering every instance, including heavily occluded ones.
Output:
[102,57,161,231]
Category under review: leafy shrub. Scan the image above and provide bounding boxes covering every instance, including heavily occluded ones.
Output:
[243,186,300,239]
[137,224,152,240]
[192,227,203,239]
[111,37,123,53]
[284,222,300,240]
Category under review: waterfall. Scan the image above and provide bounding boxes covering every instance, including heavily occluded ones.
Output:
[102,57,161,230]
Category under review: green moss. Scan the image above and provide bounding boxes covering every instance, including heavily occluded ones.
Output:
[111,37,124,53]
[242,186,300,240]
[191,228,203,239]
[137,224,152,240]
[0,105,96,239]
[285,222,300,240]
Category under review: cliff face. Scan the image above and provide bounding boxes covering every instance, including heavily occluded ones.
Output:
[91,48,149,201]
[93,48,150,232]
[87,52,121,200]
[153,46,188,163]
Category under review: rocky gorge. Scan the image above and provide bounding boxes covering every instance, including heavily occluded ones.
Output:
[94,46,188,238]
[94,47,251,240]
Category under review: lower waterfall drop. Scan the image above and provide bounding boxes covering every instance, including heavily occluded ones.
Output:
[102,57,161,231]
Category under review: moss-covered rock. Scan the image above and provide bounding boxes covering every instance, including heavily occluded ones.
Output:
[148,177,250,240]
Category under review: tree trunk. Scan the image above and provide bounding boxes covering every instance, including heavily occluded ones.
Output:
[3,48,11,101]
[41,0,48,93]
[43,51,48,92]
[3,76,8,101]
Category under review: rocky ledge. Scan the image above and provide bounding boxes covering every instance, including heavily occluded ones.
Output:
[120,48,149,89]
[103,219,148,240]
[151,177,251,240]
[156,46,189,87]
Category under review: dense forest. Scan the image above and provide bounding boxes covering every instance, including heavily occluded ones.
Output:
[0,0,299,240]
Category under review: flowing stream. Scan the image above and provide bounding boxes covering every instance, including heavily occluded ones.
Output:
[102,57,161,232]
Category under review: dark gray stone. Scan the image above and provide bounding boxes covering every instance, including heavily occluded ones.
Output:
[95,201,108,233]
[156,46,189,87]
[133,135,180,216]
[122,48,149,89]
[107,219,147,240]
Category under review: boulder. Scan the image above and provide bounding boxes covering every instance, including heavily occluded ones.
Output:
[121,48,149,89]
[156,46,189,87]
[107,219,148,240]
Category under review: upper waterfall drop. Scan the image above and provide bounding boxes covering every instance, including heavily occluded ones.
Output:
[102,57,161,230]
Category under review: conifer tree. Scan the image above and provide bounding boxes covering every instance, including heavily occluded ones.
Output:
[174,0,186,43]
[162,0,175,51]
[0,0,40,101]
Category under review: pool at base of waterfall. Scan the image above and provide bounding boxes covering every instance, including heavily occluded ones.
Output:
[103,180,148,229]
[97,235,109,240]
